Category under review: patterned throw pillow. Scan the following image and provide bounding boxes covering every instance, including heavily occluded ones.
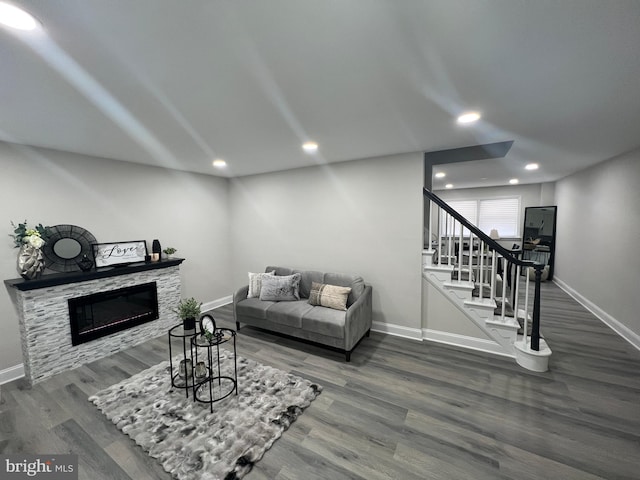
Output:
[308,282,352,311]
[247,270,275,298]
[259,273,302,301]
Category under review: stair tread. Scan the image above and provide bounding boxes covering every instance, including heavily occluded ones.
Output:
[424,264,454,272]
[443,281,475,290]
[464,298,497,308]
[514,337,552,356]
[486,316,520,329]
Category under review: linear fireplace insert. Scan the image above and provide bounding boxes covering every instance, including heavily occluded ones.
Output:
[68,282,159,346]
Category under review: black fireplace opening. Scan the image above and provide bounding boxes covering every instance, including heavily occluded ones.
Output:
[68,282,159,346]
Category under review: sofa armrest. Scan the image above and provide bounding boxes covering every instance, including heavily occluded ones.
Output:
[233,285,249,322]
[344,285,372,350]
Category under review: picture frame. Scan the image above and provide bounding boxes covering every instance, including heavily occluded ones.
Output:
[200,314,217,336]
[92,240,148,268]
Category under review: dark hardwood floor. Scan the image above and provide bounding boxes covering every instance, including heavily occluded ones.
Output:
[1,281,638,479]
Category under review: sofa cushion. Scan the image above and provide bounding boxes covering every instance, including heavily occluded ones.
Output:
[247,270,275,298]
[266,300,314,328]
[308,282,352,311]
[265,266,293,276]
[323,273,365,306]
[236,297,276,320]
[260,273,301,301]
[302,306,346,338]
[297,270,324,299]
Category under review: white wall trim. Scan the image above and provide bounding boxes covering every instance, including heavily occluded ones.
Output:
[422,329,514,358]
[372,321,423,341]
[553,277,640,352]
[202,295,233,313]
[0,364,24,385]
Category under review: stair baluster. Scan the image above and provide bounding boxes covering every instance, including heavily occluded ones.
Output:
[479,241,484,300]
[501,257,508,322]
[457,221,463,281]
[490,250,497,300]
[522,267,531,346]
[447,215,455,265]
[436,207,441,265]
[515,264,521,324]
[468,233,474,283]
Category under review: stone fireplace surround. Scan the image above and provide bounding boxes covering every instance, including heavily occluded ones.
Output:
[5,259,183,386]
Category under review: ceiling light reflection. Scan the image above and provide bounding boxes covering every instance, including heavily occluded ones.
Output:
[212,159,227,168]
[0,2,39,30]
[457,112,481,124]
[302,142,318,153]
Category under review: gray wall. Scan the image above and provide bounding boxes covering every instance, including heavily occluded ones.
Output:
[555,148,640,339]
[229,152,424,330]
[0,142,230,372]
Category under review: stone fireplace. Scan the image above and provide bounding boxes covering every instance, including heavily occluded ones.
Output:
[6,259,183,385]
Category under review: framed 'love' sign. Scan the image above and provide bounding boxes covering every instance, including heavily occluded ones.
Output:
[92,240,148,268]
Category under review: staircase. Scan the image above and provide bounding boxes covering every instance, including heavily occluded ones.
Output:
[423,188,552,372]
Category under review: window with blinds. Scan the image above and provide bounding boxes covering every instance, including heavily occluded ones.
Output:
[440,200,476,236]
[478,198,520,237]
[442,197,520,237]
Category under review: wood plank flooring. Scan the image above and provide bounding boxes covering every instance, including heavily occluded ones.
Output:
[1,281,638,479]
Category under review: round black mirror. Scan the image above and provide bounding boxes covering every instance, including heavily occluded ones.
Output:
[42,225,97,273]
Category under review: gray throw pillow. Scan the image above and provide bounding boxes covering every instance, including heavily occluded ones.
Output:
[259,273,301,301]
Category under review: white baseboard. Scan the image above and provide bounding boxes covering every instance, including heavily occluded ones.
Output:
[422,329,514,358]
[0,364,24,385]
[371,321,423,341]
[201,295,233,313]
[554,277,640,352]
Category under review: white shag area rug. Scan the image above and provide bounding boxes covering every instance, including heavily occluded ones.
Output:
[89,350,321,480]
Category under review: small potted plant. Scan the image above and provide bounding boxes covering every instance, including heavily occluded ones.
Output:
[174,297,201,331]
[163,247,177,259]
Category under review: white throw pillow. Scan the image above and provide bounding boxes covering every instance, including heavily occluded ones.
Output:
[247,270,275,298]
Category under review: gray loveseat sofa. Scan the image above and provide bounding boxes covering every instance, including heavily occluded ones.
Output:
[233,266,372,361]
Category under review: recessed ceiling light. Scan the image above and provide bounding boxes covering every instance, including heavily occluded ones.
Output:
[509,178,519,185]
[302,141,318,153]
[457,111,481,124]
[435,172,446,179]
[212,159,226,168]
[525,163,539,171]
[445,183,453,189]
[0,2,39,30]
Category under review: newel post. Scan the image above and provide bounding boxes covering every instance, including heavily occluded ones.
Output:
[531,265,542,351]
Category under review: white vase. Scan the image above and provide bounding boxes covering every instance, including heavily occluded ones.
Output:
[17,244,45,280]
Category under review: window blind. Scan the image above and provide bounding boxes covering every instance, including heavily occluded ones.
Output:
[439,197,520,237]
[478,198,520,237]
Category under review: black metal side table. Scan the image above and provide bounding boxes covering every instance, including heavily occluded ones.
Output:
[168,324,198,398]
[191,328,238,413]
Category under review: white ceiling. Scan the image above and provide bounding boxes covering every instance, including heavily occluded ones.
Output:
[1,1,639,189]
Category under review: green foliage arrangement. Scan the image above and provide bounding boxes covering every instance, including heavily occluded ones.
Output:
[174,297,202,320]
[10,220,51,249]
[163,247,177,255]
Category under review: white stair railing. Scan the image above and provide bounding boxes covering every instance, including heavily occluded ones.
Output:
[425,190,544,350]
